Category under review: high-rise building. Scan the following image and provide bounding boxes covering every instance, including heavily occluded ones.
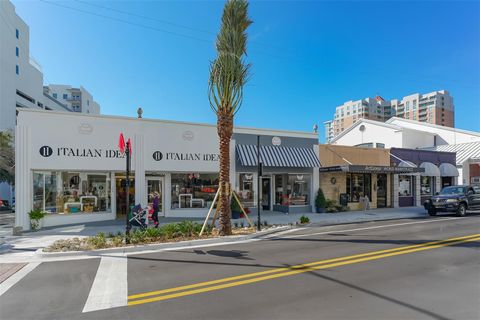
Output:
[0,0,101,202]
[0,0,101,133]
[325,90,454,143]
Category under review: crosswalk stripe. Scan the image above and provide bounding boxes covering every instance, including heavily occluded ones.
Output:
[0,262,41,296]
[82,255,128,313]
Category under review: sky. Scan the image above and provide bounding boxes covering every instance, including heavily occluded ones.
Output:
[12,0,480,142]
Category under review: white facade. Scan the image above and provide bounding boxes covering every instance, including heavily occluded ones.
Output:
[15,109,319,230]
[324,120,333,143]
[387,118,480,145]
[0,0,44,131]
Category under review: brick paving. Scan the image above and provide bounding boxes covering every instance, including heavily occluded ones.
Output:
[0,263,27,283]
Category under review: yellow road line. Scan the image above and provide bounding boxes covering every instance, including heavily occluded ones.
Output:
[128,233,479,301]
[128,235,480,306]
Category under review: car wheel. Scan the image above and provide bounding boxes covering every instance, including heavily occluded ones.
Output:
[428,208,437,216]
[456,203,467,217]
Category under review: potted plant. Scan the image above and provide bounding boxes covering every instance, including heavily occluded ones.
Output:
[315,188,327,213]
[28,209,46,231]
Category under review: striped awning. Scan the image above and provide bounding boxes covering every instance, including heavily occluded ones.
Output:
[236,144,320,168]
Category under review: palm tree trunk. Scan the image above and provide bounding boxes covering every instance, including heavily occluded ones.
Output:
[217,112,233,236]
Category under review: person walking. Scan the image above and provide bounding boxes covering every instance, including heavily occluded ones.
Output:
[152,191,160,228]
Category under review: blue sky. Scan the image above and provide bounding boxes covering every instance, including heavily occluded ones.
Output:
[13,0,480,141]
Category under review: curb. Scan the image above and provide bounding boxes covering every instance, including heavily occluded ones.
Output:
[35,225,293,258]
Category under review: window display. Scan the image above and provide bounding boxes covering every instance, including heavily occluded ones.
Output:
[237,173,255,207]
[346,173,371,202]
[33,171,111,214]
[171,173,219,209]
[399,175,413,197]
[421,176,433,195]
[274,174,311,206]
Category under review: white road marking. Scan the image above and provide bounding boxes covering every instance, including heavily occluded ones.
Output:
[82,255,128,313]
[280,217,465,239]
[0,262,41,296]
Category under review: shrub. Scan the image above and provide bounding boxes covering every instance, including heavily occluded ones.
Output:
[315,188,327,209]
[161,223,181,239]
[28,209,46,230]
[130,229,146,244]
[177,221,198,237]
[87,232,107,248]
[299,215,310,224]
[144,227,164,240]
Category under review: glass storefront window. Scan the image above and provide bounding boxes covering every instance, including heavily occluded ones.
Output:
[237,173,255,207]
[171,173,219,209]
[346,173,371,202]
[421,176,433,195]
[32,171,111,214]
[399,175,413,197]
[274,174,311,206]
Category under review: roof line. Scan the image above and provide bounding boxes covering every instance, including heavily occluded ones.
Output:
[386,117,480,137]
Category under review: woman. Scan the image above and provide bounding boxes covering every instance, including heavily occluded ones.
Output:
[152,191,160,228]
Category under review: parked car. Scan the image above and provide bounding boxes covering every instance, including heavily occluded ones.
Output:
[424,185,480,216]
[0,199,11,212]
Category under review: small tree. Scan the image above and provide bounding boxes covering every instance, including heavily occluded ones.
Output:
[315,188,326,209]
[0,131,15,184]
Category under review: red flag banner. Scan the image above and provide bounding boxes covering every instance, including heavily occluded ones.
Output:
[119,133,125,154]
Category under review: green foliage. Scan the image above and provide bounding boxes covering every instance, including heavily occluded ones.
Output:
[325,199,349,213]
[87,232,107,249]
[177,220,199,237]
[315,188,327,209]
[299,215,310,224]
[28,209,46,221]
[0,130,15,184]
[231,194,242,213]
[160,223,181,239]
[208,0,252,116]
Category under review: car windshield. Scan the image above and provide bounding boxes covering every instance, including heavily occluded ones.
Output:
[439,187,465,195]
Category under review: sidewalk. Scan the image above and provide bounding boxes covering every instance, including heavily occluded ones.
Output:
[0,207,427,257]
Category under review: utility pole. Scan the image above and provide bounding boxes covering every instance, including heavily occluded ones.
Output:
[257,135,261,231]
[125,139,132,243]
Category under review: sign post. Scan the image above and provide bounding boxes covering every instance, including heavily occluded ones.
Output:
[119,133,132,243]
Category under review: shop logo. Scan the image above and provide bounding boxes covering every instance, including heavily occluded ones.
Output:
[39,145,53,157]
[182,131,194,141]
[272,136,282,146]
[153,151,163,161]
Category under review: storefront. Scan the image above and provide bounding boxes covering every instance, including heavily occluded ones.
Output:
[390,148,457,207]
[235,134,320,213]
[15,109,319,230]
[318,145,424,210]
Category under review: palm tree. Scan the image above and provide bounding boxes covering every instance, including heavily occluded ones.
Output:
[0,130,15,184]
[209,0,252,236]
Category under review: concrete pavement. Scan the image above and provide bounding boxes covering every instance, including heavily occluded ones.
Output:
[0,214,478,320]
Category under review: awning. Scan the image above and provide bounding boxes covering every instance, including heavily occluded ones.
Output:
[419,162,440,176]
[439,163,459,177]
[236,144,320,168]
[319,165,424,174]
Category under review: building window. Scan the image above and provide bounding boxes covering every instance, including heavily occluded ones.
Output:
[399,175,413,197]
[16,65,19,75]
[236,173,255,207]
[376,143,385,148]
[16,47,19,57]
[170,173,219,209]
[53,93,57,98]
[274,174,311,206]
[346,173,371,202]
[421,176,433,195]
[63,94,68,99]
[33,171,111,214]
[16,28,19,39]
[355,143,374,148]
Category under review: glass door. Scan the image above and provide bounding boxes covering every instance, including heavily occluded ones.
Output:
[376,174,387,208]
[146,177,164,216]
[261,177,271,210]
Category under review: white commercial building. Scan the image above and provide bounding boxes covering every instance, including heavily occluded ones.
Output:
[331,117,480,184]
[15,109,320,231]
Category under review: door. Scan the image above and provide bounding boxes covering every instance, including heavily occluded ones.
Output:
[146,177,164,216]
[261,177,271,210]
[441,177,453,189]
[376,174,387,208]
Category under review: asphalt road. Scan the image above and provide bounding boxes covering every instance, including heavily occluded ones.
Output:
[1,215,479,320]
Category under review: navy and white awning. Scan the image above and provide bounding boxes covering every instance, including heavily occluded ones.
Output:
[236,144,320,168]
